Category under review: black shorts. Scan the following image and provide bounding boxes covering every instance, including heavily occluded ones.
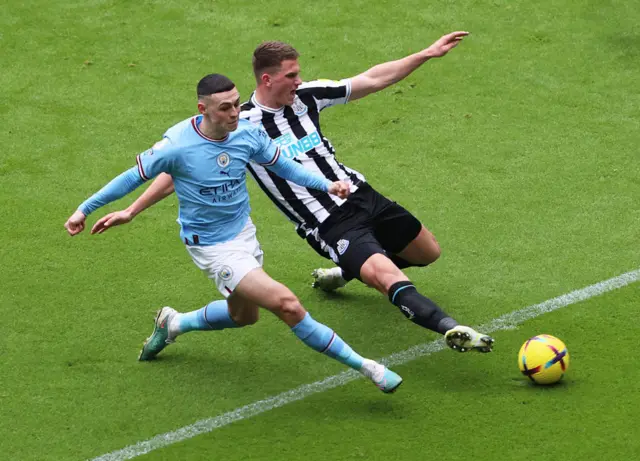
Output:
[305,183,423,280]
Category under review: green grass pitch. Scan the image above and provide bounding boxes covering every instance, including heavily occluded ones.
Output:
[1,0,639,460]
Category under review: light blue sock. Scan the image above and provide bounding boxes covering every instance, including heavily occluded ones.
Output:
[291,313,364,370]
[177,300,238,333]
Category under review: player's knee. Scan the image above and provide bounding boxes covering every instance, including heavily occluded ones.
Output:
[360,257,406,293]
[409,236,441,266]
[276,291,305,319]
[359,263,380,288]
[427,240,441,263]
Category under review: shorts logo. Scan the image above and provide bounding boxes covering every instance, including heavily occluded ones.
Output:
[217,153,230,168]
[336,239,349,255]
[219,266,233,281]
[291,97,308,116]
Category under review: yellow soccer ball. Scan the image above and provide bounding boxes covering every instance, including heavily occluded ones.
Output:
[518,334,570,385]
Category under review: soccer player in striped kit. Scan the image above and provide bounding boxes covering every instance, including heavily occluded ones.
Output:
[64,73,403,393]
[95,32,494,354]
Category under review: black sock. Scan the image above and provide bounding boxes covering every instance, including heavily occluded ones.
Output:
[388,281,458,334]
[339,268,355,282]
[389,255,427,270]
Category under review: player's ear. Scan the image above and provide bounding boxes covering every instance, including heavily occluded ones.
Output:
[197,100,207,115]
[260,72,272,87]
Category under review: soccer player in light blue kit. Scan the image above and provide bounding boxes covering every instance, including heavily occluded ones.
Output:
[64,74,402,394]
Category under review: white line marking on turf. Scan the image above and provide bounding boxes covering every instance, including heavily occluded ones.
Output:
[90,268,640,461]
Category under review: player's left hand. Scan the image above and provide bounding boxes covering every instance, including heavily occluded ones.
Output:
[91,210,134,234]
[425,31,469,58]
[64,210,87,236]
[328,181,351,199]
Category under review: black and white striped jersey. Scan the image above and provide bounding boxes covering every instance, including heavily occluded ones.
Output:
[240,79,366,237]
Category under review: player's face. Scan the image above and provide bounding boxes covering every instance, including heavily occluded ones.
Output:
[269,59,302,106]
[200,87,241,133]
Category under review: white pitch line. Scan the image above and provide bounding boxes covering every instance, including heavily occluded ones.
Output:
[91,268,640,461]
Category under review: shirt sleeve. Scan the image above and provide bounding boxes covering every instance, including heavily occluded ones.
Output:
[78,166,144,216]
[249,125,282,166]
[266,155,332,192]
[135,137,177,181]
[78,137,178,216]
[296,79,352,111]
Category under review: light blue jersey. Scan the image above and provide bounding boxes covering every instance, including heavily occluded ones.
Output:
[138,117,279,244]
[78,116,332,245]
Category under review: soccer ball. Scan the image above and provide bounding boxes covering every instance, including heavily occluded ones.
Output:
[518,334,570,385]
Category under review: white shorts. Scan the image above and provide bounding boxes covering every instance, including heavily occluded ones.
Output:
[185,218,264,298]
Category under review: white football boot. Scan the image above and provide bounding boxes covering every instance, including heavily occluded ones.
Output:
[360,359,403,394]
[445,325,494,353]
[311,267,348,291]
[311,267,348,292]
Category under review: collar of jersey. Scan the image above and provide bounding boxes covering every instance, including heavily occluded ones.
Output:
[251,93,285,113]
[191,116,229,143]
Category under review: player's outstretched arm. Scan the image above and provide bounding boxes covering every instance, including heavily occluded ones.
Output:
[91,173,175,234]
[252,128,350,199]
[64,166,145,237]
[349,31,469,101]
[264,150,352,197]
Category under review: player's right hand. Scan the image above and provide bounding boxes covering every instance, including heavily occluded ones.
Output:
[91,210,134,234]
[328,180,351,199]
[64,210,87,236]
[425,31,469,58]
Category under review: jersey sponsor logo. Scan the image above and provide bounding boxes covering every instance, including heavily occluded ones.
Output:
[217,152,230,168]
[273,131,322,158]
[272,133,294,147]
[336,239,349,255]
[219,266,233,281]
[199,171,247,203]
[292,97,308,116]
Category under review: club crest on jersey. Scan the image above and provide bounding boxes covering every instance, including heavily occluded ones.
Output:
[217,152,230,168]
[219,266,233,281]
[336,239,350,255]
[291,97,308,116]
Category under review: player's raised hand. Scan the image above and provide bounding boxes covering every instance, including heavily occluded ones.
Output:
[328,181,351,199]
[64,210,87,236]
[91,210,134,234]
[425,31,469,58]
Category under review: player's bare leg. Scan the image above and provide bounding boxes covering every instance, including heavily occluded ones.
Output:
[227,293,260,326]
[236,268,403,393]
[394,226,441,266]
[359,253,494,352]
[138,293,259,361]
[312,227,440,291]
